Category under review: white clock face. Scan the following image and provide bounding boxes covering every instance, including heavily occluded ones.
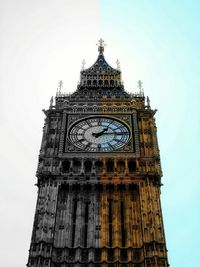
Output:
[69,117,130,152]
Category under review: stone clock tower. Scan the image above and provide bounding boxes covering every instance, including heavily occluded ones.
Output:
[27,40,169,267]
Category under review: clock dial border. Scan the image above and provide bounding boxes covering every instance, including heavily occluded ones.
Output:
[68,116,131,152]
[63,114,138,154]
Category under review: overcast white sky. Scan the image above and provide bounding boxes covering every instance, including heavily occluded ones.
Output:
[0,1,199,267]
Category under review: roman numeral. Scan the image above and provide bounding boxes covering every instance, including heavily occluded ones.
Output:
[97,118,102,126]
[85,143,91,149]
[74,126,84,131]
[86,120,92,127]
[108,143,114,149]
[70,133,84,136]
[115,126,125,130]
[115,140,127,145]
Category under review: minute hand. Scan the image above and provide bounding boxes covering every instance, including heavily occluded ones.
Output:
[102,132,129,135]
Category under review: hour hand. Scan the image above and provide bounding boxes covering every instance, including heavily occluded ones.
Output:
[92,131,104,138]
[92,132,99,137]
[92,127,108,138]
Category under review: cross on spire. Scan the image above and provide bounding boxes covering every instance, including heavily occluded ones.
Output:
[97,38,106,53]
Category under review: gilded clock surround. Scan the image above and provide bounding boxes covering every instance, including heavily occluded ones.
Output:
[27,40,169,267]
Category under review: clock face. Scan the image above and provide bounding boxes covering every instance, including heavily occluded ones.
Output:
[69,117,130,152]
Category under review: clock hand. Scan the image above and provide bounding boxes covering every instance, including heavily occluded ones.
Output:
[101,132,129,135]
[102,127,108,133]
[92,131,129,138]
[92,127,108,137]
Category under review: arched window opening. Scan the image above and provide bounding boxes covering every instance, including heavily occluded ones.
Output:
[95,161,103,173]
[117,161,125,173]
[106,160,114,173]
[62,160,70,173]
[73,160,81,173]
[99,80,103,86]
[128,160,136,173]
[84,161,92,173]
[104,80,109,86]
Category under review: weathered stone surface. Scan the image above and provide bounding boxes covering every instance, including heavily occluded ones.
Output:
[27,41,169,267]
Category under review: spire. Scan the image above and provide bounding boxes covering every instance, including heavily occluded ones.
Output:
[97,38,106,54]
[79,40,122,89]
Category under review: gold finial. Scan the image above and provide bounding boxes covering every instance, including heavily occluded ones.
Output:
[116,59,120,70]
[81,59,86,70]
[97,38,106,53]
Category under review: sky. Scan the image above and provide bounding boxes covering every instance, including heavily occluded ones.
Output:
[0,1,199,266]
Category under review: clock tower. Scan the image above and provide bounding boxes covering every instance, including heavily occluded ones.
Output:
[27,40,169,267]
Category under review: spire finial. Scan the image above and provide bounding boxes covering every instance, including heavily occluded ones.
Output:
[97,38,106,53]
[57,80,63,96]
[81,59,86,70]
[49,96,53,109]
[116,59,120,70]
[146,96,151,108]
[137,80,144,96]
